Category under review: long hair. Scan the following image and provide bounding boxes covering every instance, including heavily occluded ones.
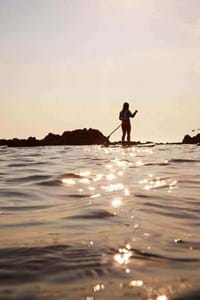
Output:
[122,102,129,112]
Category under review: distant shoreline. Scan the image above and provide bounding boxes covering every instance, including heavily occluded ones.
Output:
[0,129,199,147]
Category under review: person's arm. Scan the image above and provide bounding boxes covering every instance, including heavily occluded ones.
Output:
[130,110,138,118]
[119,111,122,120]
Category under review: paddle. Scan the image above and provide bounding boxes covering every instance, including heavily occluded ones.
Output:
[106,124,121,143]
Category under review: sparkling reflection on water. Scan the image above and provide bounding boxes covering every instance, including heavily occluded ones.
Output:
[0,144,200,300]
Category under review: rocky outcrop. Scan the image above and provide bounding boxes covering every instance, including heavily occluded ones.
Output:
[0,128,107,147]
[182,133,200,144]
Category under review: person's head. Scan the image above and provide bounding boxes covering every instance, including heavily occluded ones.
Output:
[122,102,129,111]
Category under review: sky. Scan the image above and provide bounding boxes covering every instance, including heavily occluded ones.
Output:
[0,0,200,142]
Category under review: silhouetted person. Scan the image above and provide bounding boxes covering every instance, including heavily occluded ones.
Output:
[119,102,138,143]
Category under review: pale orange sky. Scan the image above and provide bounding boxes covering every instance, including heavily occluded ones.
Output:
[0,0,200,142]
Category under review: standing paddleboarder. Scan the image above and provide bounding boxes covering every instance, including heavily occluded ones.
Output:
[119,102,138,143]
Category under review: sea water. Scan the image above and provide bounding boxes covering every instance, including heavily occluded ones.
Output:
[0,144,199,300]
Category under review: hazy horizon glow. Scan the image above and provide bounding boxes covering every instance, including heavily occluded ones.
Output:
[1,0,200,142]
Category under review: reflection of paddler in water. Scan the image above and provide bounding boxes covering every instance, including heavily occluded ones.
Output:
[119,102,138,143]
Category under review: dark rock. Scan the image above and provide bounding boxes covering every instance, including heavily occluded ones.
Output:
[0,139,7,146]
[60,128,106,145]
[182,134,193,144]
[0,128,107,147]
[182,133,200,144]
[42,133,61,145]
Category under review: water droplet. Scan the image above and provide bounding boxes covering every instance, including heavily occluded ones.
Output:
[174,238,183,243]
[80,178,90,184]
[91,193,101,198]
[88,186,95,191]
[112,198,122,208]
[114,247,132,265]
[157,295,168,300]
[136,160,144,167]
[129,280,143,287]
[62,178,76,185]
[80,170,91,177]
[93,284,105,292]
[106,174,116,181]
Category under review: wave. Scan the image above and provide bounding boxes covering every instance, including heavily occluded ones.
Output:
[60,173,84,179]
[0,144,199,299]
[144,162,170,166]
[0,243,199,285]
[6,175,52,184]
[0,221,48,228]
[169,159,200,163]
[36,179,62,186]
[128,247,200,263]
[141,207,199,220]
[66,209,115,220]
[0,204,53,212]
[67,194,91,198]
[8,161,48,167]
[172,289,200,300]
[0,244,115,284]
[0,189,47,200]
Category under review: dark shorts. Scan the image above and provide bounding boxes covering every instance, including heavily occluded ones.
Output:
[122,120,131,132]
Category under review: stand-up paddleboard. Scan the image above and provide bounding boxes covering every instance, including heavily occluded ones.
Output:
[103,141,155,148]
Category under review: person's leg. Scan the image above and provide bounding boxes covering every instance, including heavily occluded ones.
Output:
[122,129,126,142]
[122,123,126,142]
[127,124,131,142]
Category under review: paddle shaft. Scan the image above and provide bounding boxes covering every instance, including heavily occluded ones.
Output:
[107,124,121,139]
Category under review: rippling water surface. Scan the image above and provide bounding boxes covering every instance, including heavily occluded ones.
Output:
[0,144,199,300]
